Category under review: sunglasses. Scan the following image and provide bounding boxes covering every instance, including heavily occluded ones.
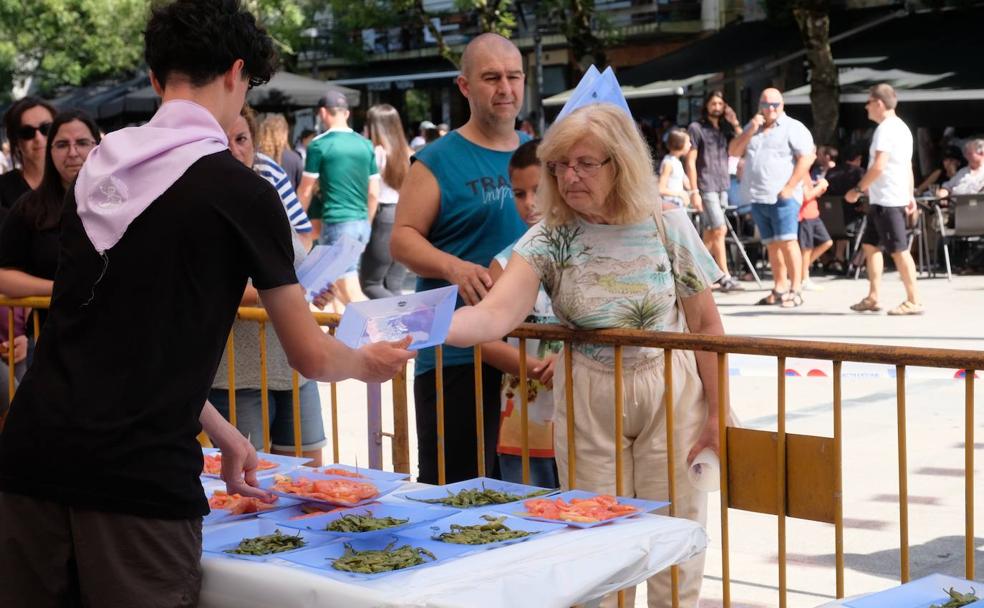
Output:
[247,76,267,90]
[759,102,782,110]
[17,122,52,141]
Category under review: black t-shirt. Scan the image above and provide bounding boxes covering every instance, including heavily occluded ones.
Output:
[0,151,298,519]
[0,171,30,210]
[0,192,61,280]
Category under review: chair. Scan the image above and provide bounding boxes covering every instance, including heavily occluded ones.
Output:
[943,194,984,274]
[818,195,865,277]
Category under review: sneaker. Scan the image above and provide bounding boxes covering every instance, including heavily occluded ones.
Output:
[801,279,824,292]
[718,277,745,292]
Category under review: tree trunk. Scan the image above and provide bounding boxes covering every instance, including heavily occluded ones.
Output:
[793,5,838,145]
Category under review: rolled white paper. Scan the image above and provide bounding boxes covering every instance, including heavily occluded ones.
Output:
[688,447,721,492]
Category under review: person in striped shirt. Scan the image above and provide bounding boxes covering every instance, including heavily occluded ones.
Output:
[254,147,313,246]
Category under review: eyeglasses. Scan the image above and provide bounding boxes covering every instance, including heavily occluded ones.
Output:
[16,122,52,141]
[51,139,96,153]
[759,102,782,110]
[546,157,612,177]
[247,75,267,90]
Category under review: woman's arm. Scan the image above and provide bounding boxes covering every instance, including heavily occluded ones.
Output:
[679,288,727,464]
[447,253,541,348]
[0,269,53,297]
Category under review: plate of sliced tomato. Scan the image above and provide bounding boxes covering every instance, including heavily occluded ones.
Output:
[514,490,669,528]
[259,472,404,508]
[204,489,301,526]
[316,463,410,483]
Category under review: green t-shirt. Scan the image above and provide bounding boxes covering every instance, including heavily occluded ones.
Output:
[303,128,378,223]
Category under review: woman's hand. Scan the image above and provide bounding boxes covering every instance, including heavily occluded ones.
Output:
[687,413,720,466]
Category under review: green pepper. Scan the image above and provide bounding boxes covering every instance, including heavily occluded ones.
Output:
[331,541,437,573]
[435,515,535,545]
[326,512,410,533]
[930,587,979,608]
[224,529,306,556]
[418,484,550,507]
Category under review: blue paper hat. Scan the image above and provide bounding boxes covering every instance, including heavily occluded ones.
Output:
[556,66,633,121]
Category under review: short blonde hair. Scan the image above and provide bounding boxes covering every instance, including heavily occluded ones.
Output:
[537,103,656,226]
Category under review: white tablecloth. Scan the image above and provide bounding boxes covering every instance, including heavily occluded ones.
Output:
[199,512,707,608]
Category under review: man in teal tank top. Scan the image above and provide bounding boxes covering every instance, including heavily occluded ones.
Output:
[392,33,529,484]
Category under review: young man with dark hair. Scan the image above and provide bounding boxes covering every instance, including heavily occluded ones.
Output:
[0,1,413,605]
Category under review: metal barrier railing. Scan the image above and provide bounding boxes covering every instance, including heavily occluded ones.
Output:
[1,296,980,606]
[0,297,412,470]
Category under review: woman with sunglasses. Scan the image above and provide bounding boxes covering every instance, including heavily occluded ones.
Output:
[0,97,57,211]
[0,110,100,299]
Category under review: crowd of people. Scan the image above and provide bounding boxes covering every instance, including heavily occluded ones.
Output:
[0,0,980,605]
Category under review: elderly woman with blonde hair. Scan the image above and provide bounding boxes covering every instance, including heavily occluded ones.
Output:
[447,103,727,607]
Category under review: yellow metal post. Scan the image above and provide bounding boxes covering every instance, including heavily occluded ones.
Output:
[664,348,680,608]
[833,361,845,598]
[436,346,446,485]
[565,344,576,490]
[259,321,270,453]
[226,332,237,427]
[291,371,301,457]
[474,345,485,477]
[777,357,787,608]
[965,371,975,580]
[897,365,910,582]
[718,352,730,608]
[7,308,14,405]
[519,338,530,484]
[614,346,625,608]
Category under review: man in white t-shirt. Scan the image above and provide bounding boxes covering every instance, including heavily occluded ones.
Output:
[845,83,923,315]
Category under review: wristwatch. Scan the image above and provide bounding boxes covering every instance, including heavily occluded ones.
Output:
[852,186,864,195]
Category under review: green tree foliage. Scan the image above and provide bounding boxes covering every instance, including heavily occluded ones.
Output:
[0,0,148,99]
[0,0,317,100]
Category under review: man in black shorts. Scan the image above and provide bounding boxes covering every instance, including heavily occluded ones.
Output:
[845,84,923,315]
[0,2,413,606]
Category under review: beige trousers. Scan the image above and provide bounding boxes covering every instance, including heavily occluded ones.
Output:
[554,349,708,608]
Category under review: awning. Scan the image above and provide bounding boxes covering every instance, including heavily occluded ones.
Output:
[780,7,984,107]
[617,8,895,88]
[248,72,360,109]
[543,73,718,107]
[326,70,459,87]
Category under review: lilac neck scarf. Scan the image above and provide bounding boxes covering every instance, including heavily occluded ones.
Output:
[75,100,229,254]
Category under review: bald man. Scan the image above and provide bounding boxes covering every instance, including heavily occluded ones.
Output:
[391,34,530,483]
[730,88,816,307]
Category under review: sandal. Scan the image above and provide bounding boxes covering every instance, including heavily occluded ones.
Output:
[850,297,881,312]
[887,301,925,316]
[755,289,786,306]
[780,291,804,308]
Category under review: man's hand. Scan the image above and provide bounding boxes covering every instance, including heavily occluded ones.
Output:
[906,198,917,215]
[936,187,950,200]
[532,354,558,389]
[356,336,416,382]
[0,335,27,364]
[311,286,335,311]
[447,259,494,306]
[844,189,861,204]
[218,429,274,502]
[778,186,795,201]
[687,413,720,466]
[724,105,740,128]
[689,191,703,212]
[816,178,829,194]
[748,113,765,133]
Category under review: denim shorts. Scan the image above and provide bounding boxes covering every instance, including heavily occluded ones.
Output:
[750,197,800,243]
[320,220,371,276]
[699,190,728,230]
[208,381,326,451]
[498,454,559,489]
